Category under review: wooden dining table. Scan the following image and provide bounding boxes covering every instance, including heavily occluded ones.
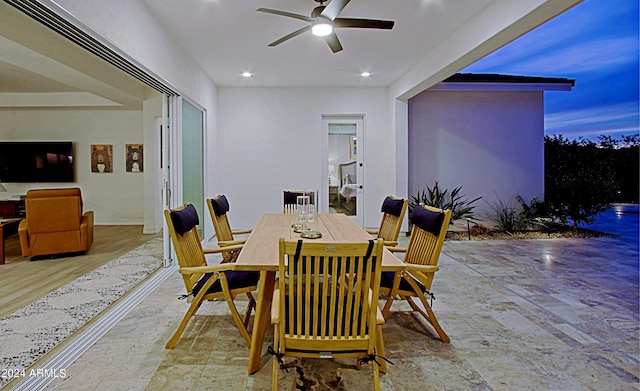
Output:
[234,213,405,374]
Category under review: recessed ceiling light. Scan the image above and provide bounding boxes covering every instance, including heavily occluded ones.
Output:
[360,72,371,77]
[242,72,252,78]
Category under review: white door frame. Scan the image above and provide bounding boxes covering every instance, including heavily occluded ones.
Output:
[322,114,365,226]
[162,94,181,267]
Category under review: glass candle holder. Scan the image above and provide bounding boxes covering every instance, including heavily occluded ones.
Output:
[296,195,310,228]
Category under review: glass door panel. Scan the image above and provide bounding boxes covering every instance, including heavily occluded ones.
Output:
[181,99,204,238]
[325,116,364,226]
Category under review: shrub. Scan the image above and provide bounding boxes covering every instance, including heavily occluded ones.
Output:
[517,195,550,220]
[410,181,481,224]
[543,135,621,227]
[485,195,528,234]
[517,195,572,234]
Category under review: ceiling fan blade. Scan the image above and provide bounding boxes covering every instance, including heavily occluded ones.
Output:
[268,26,312,47]
[334,18,395,29]
[257,8,313,23]
[321,0,351,21]
[324,32,343,53]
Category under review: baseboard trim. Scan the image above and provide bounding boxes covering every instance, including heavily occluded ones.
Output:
[94,220,144,225]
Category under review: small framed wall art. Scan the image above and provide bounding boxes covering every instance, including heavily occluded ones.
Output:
[126,144,143,173]
[90,144,113,173]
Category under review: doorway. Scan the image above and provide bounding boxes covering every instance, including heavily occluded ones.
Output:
[324,115,364,226]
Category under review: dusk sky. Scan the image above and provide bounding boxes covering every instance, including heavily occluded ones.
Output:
[462,0,639,141]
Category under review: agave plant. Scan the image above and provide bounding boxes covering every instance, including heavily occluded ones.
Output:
[410,181,481,224]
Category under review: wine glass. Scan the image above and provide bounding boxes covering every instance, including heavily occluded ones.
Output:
[296,195,310,228]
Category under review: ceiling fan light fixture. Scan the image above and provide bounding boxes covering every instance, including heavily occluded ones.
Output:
[312,19,333,36]
[257,1,395,53]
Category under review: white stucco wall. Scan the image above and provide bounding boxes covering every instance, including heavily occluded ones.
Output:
[0,109,145,225]
[408,89,545,220]
[216,87,394,230]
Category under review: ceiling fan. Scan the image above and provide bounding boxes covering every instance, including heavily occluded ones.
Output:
[257,0,395,53]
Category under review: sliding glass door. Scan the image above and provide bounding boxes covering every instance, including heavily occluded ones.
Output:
[162,96,205,265]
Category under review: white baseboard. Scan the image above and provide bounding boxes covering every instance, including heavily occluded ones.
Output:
[94,220,143,226]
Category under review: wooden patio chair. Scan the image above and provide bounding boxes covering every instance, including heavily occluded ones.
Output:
[207,194,252,256]
[366,195,408,247]
[164,203,259,349]
[282,190,317,214]
[380,204,452,342]
[270,238,386,391]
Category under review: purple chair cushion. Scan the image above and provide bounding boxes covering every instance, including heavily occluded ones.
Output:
[193,270,260,295]
[381,196,404,217]
[284,191,303,205]
[380,271,425,292]
[170,204,199,236]
[210,195,230,216]
[411,205,445,236]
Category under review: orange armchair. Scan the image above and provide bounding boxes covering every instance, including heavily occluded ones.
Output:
[19,188,94,258]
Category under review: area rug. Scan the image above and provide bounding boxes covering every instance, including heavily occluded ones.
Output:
[0,238,163,389]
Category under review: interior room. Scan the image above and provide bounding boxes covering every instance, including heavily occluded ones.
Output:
[4,1,636,391]
[328,123,358,215]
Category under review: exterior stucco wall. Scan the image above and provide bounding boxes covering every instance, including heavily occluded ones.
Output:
[408,89,545,220]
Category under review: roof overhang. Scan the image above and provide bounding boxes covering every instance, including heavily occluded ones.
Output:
[429,73,575,92]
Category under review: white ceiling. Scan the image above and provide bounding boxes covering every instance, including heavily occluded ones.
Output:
[138,0,493,88]
[0,0,581,108]
[0,1,150,109]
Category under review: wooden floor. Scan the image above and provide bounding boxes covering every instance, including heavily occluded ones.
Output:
[0,226,162,319]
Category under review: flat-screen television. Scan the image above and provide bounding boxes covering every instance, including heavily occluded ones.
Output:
[0,142,74,183]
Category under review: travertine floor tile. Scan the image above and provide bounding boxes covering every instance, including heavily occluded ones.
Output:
[44,232,639,391]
